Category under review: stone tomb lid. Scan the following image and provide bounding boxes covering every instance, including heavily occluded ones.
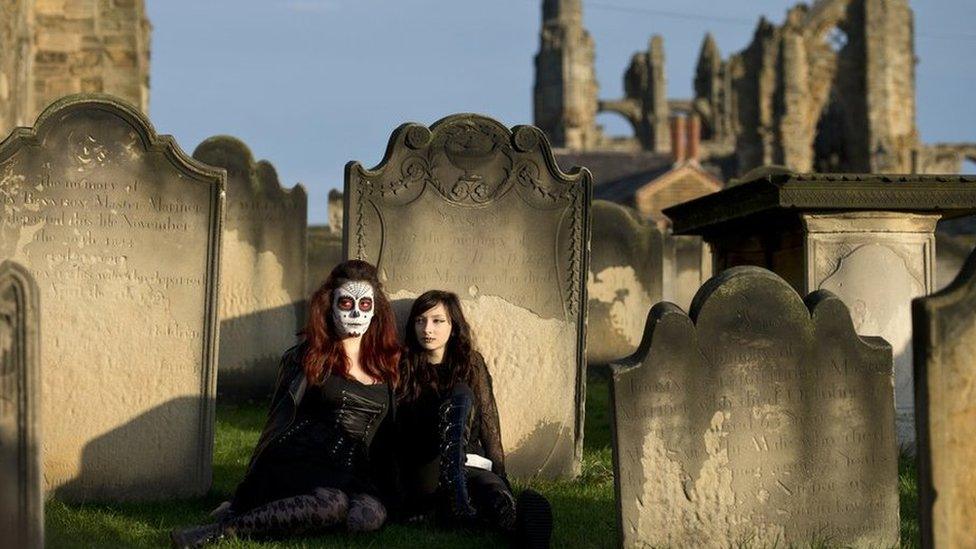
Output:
[663,168,976,237]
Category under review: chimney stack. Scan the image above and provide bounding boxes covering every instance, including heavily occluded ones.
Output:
[670,116,687,164]
[687,114,701,163]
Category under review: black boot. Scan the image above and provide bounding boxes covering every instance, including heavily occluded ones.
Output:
[514,489,552,548]
[437,389,478,523]
[489,486,517,532]
[169,523,227,548]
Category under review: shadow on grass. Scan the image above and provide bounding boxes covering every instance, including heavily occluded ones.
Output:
[584,366,612,452]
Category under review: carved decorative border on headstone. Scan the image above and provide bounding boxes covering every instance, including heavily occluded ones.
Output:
[913,247,976,549]
[0,260,41,548]
[0,94,224,501]
[610,266,899,548]
[193,136,307,401]
[345,114,591,477]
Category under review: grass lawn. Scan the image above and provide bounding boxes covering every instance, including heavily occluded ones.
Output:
[46,370,920,548]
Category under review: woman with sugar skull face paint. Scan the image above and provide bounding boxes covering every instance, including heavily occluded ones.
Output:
[396,290,553,548]
[171,260,402,548]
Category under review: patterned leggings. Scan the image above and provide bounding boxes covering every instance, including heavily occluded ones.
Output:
[223,487,387,539]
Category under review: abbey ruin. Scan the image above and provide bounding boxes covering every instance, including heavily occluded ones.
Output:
[534,0,976,177]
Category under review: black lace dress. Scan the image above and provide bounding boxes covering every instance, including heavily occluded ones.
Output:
[232,375,396,513]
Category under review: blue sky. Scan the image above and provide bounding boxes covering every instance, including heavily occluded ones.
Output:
[146,1,976,224]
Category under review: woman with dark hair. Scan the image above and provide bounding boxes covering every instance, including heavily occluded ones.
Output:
[172,260,402,547]
[397,290,552,547]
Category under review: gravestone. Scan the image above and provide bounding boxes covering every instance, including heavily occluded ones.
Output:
[193,136,306,400]
[327,189,343,235]
[306,225,343,295]
[346,114,591,478]
[610,266,899,548]
[0,261,41,548]
[588,200,663,365]
[0,95,223,501]
[913,247,976,549]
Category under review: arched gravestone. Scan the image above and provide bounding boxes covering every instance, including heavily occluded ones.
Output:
[0,95,223,501]
[306,225,343,296]
[193,136,307,401]
[913,247,976,549]
[610,267,899,548]
[588,200,663,365]
[345,114,591,478]
[0,261,41,548]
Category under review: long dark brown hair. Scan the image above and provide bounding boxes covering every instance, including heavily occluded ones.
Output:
[399,290,481,403]
[301,260,400,386]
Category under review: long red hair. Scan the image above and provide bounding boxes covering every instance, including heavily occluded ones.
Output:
[301,260,401,386]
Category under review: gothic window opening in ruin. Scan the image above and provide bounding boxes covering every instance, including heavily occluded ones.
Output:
[813,98,850,172]
[826,26,849,53]
[963,158,976,175]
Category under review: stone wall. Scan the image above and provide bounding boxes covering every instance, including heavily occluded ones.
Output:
[0,0,150,137]
[0,1,32,134]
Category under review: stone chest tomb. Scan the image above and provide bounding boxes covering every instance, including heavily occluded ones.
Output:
[0,261,41,548]
[610,266,899,547]
[0,95,223,501]
[345,114,591,478]
[193,136,307,401]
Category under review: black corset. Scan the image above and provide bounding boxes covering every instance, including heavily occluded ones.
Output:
[270,375,389,471]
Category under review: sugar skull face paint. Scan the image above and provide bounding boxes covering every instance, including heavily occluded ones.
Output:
[332,280,374,337]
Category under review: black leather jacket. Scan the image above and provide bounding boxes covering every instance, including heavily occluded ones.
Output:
[244,344,310,476]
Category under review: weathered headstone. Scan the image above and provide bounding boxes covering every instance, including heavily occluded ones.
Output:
[306,225,343,296]
[588,200,663,365]
[0,95,223,501]
[0,261,41,548]
[327,188,343,235]
[193,136,306,400]
[913,247,976,549]
[346,114,590,478]
[610,266,899,548]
